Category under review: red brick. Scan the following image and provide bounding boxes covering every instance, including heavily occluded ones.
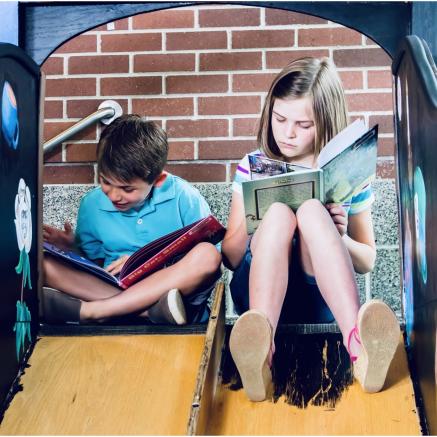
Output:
[199,8,260,27]
[101,33,161,52]
[338,71,363,90]
[101,76,161,96]
[233,118,259,136]
[92,18,129,31]
[377,138,395,156]
[43,164,95,184]
[132,98,193,116]
[266,49,329,69]
[44,147,62,163]
[364,36,378,46]
[199,96,260,115]
[68,55,129,74]
[368,70,392,89]
[233,29,295,49]
[200,52,262,71]
[165,163,226,182]
[45,78,96,97]
[43,122,97,142]
[369,115,394,134]
[376,159,395,178]
[334,48,391,68]
[168,141,195,160]
[166,75,228,94]
[265,9,328,25]
[167,31,227,51]
[65,143,98,162]
[66,99,128,119]
[44,100,63,119]
[298,28,361,47]
[346,93,393,112]
[199,140,257,159]
[134,54,195,72]
[41,57,64,75]
[167,119,228,138]
[55,35,97,54]
[133,9,194,29]
[232,73,277,92]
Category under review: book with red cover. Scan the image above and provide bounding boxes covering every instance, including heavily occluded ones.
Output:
[43,215,225,289]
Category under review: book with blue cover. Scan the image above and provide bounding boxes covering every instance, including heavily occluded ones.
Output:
[242,120,378,234]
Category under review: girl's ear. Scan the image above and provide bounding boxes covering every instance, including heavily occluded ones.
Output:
[153,171,168,187]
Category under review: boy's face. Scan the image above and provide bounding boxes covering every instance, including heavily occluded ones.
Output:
[99,174,154,211]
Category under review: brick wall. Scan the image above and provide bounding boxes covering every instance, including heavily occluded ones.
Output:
[41,5,394,184]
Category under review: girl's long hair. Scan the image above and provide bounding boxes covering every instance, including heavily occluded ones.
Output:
[258,57,349,160]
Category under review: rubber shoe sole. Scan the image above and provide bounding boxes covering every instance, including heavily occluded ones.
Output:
[148,288,187,325]
[229,310,272,402]
[354,299,400,393]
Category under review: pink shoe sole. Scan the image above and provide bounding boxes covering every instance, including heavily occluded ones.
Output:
[354,300,400,393]
[229,310,272,402]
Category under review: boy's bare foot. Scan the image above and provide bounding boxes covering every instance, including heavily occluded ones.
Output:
[147,288,187,325]
[229,310,272,401]
[353,299,400,393]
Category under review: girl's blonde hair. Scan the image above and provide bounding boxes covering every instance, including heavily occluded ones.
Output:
[258,57,349,160]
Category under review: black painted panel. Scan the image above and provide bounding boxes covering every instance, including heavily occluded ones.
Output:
[0,43,40,413]
[20,1,411,65]
[393,35,437,432]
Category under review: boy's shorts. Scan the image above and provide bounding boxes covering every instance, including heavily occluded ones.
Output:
[229,238,335,324]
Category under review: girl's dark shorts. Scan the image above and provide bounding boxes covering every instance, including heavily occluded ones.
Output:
[229,238,335,324]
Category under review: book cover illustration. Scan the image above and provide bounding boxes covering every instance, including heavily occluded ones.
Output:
[43,215,225,289]
[242,120,378,234]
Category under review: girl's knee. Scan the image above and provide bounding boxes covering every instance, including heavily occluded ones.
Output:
[296,199,325,226]
[42,255,59,284]
[263,202,296,227]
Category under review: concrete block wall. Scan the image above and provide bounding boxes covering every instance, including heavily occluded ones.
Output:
[41,4,395,185]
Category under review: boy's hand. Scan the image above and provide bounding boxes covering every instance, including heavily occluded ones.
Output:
[105,255,130,275]
[325,204,348,236]
[43,222,75,250]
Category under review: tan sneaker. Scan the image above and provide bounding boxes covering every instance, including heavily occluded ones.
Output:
[353,299,400,393]
[229,310,272,402]
[147,288,187,325]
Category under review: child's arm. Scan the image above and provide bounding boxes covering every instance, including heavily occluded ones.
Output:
[43,222,76,251]
[340,208,376,274]
[221,192,250,270]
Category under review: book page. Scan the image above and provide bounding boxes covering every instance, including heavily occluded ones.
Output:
[322,126,378,203]
[317,119,367,168]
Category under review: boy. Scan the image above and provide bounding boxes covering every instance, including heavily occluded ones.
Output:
[42,115,222,325]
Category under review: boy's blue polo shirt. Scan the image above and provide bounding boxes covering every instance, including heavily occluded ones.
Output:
[76,173,211,268]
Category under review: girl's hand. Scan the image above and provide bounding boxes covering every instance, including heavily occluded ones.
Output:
[326,204,348,236]
[43,222,75,250]
[105,255,130,275]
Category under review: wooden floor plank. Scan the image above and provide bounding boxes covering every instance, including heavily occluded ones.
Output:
[0,335,204,435]
[207,336,421,436]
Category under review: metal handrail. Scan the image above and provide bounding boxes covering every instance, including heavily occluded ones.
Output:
[43,100,122,155]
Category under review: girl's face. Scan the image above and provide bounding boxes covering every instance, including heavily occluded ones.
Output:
[100,174,153,211]
[271,97,316,166]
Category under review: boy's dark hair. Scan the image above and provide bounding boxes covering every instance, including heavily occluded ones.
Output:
[97,114,168,184]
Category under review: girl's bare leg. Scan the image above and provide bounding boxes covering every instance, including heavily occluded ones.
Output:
[249,202,296,337]
[296,199,360,354]
[81,242,221,321]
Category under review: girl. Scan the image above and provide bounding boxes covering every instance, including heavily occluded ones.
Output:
[221,57,400,402]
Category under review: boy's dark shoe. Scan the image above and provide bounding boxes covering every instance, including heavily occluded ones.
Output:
[353,299,400,393]
[229,309,272,402]
[148,288,187,325]
[41,286,82,324]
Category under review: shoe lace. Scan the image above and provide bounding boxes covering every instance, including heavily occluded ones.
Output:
[347,325,361,362]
